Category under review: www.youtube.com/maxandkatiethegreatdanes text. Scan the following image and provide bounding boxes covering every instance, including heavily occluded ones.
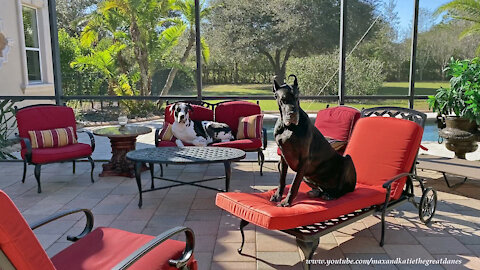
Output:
[306,257,462,267]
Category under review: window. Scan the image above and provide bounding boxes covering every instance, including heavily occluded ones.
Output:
[22,6,42,82]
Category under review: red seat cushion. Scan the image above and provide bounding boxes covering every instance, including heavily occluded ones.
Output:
[216,182,386,230]
[315,106,360,142]
[0,190,55,270]
[164,104,213,124]
[51,227,197,270]
[214,101,261,136]
[21,143,92,164]
[345,117,423,200]
[211,138,262,151]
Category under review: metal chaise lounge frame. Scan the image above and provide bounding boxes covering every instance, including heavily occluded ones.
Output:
[231,107,438,270]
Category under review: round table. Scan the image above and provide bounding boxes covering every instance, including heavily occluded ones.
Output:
[94,125,152,177]
[126,147,246,207]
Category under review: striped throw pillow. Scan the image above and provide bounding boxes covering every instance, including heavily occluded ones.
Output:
[237,114,263,139]
[159,123,177,142]
[28,127,77,149]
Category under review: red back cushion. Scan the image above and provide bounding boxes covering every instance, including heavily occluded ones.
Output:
[16,105,77,141]
[215,101,261,135]
[28,127,78,148]
[0,190,55,270]
[158,123,177,142]
[315,106,360,142]
[344,117,423,200]
[236,114,263,139]
[164,104,214,124]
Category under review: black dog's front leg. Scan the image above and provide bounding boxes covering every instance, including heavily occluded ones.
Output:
[279,163,305,207]
[270,156,288,202]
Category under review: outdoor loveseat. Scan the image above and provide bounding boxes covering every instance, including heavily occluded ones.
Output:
[155,100,267,174]
[216,107,438,270]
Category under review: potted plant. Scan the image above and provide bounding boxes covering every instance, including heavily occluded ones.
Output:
[428,57,480,158]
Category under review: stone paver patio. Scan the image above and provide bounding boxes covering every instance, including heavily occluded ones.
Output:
[1,157,480,269]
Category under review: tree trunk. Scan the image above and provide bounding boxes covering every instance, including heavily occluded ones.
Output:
[129,18,150,96]
[259,46,293,84]
[160,30,196,96]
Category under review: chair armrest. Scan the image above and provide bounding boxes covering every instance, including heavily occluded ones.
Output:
[16,136,32,162]
[262,127,267,150]
[155,127,161,147]
[112,226,195,270]
[30,209,94,242]
[382,173,414,189]
[78,129,95,152]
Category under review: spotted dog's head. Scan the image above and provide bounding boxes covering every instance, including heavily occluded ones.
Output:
[172,102,193,124]
[273,74,300,126]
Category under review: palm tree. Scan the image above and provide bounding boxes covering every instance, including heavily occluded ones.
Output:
[160,0,211,96]
[436,0,480,54]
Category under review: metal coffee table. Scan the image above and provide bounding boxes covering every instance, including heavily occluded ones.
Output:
[126,147,246,207]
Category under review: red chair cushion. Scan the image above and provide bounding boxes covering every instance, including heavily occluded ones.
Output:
[345,117,423,200]
[0,190,55,270]
[211,138,262,151]
[216,182,386,230]
[236,114,263,139]
[16,106,78,142]
[215,101,261,136]
[314,106,360,142]
[158,123,177,142]
[164,104,213,124]
[21,143,93,164]
[51,227,197,270]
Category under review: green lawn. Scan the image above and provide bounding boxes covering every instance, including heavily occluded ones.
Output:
[175,81,449,112]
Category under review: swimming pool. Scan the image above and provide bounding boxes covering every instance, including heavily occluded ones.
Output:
[263,119,439,143]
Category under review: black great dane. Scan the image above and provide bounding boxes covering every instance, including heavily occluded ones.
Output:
[270,75,357,207]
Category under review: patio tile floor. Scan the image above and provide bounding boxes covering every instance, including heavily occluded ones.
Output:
[1,160,480,269]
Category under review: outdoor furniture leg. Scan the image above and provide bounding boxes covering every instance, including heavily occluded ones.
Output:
[34,164,42,193]
[224,161,231,192]
[134,161,143,208]
[296,237,319,270]
[258,150,264,176]
[149,163,154,189]
[160,164,163,177]
[442,172,468,188]
[87,156,95,183]
[72,160,76,174]
[22,160,27,183]
[237,219,250,254]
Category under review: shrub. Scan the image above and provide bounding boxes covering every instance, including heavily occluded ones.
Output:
[287,53,385,96]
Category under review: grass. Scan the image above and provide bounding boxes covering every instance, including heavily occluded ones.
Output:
[171,81,449,112]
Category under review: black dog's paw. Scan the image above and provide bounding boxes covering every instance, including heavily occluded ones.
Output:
[307,189,322,198]
[270,192,282,202]
[277,199,291,207]
[320,193,335,201]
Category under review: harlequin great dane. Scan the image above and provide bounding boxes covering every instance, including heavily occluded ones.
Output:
[270,75,357,207]
[171,102,234,147]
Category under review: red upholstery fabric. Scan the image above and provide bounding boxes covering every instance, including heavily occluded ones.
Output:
[214,101,261,135]
[344,117,423,200]
[21,143,93,164]
[237,114,263,139]
[0,190,55,270]
[211,138,262,150]
[51,227,197,270]
[164,104,214,124]
[216,183,386,230]
[28,127,77,148]
[314,106,360,142]
[16,105,78,141]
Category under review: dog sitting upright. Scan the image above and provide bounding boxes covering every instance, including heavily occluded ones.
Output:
[171,102,234,147]
[270,75,357,207]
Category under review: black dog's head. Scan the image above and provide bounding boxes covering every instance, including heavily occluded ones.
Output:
[172,102,193,124]
[273,74,300,126]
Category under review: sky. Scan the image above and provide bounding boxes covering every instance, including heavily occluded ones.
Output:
[386,0,451,32]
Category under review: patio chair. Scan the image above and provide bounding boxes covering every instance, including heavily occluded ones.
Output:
[0,189,198,270]
[277,105,360,156]
[15,104,95,193]
[216,107,437,270]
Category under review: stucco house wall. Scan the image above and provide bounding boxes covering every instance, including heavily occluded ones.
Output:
[0,0,55,99]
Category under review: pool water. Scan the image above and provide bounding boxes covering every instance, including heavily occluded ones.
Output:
[263,120,439,143]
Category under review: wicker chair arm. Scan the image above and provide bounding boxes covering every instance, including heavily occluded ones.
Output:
[78,129,95,152]
[112,226,195,270]
[16,136,32,162]
[30,209,94,242]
